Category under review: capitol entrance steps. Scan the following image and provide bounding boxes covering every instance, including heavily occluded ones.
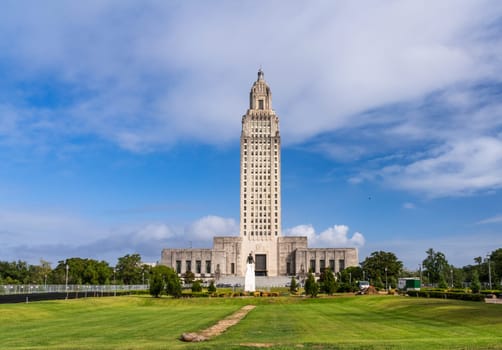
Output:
[215,275,291,289]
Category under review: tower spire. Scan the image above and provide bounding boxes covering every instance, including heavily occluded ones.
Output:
[249,69,272,110]
[257,68,264,81]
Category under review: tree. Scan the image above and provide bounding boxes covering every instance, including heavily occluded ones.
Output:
[337,266,361,292]
[320,269,336,295]
[471,270,481,293]
[182,270,195,285]
[289,276,298,293]
[51,258,112,285]
[0,260,30,284]
[191,280,202,292]
[27,259,52,284]
[165,267,182,298]
[149,273,164,297]
[452,267,465,288]
[438,276,448,289]
[149,265,176,297]
[304,272,319,298]
[374,276,384,290]
[95,260,113,285]
[116,254,142,284]
[422,248,449,285]
[208,280,216,293]
[361,251,403,288]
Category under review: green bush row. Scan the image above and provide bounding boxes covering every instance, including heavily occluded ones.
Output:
[480,290,502,296]
[178,291,281,298]
[407,290,485,301]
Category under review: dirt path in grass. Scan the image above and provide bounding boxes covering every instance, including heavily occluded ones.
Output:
[180,304,256,342]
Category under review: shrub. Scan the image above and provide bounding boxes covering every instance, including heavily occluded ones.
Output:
[289,276,298,293]
[149,273,164,298]
[305,272,319,298]
[438,277,448,289]
[191,280,202,293]
[182,271,195,284]
[320,269,336,295]
[165,268,182,298]
[208,280,216,293]
[471,271,481,293]
[407,290,484,302]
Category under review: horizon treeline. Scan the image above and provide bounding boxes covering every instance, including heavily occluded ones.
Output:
[1,249,501,289]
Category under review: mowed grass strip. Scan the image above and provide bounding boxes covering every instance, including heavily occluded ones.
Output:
[0,296,244,349]
[1,295,501,349]
[212,296,502,349]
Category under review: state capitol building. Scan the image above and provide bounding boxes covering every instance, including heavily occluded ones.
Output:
[161,70,358,279]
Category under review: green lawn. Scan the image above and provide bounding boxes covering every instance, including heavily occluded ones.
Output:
[0,295,501,349]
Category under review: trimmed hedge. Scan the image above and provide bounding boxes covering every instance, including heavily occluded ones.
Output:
[407,290,485,301]
[172,290,288,298]
[480,290,502,297]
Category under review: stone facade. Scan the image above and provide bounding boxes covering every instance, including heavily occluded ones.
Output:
[239,69,282,276]
[160,70,358,278]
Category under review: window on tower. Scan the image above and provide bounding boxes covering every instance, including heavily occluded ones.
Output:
[258,99,264,109]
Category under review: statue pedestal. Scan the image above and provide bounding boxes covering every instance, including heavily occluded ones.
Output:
[244,263,255,292]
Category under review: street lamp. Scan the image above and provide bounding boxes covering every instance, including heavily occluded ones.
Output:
[385,267,388,290]
[113,268,117,297]
[65,264,69,299]
[486,255,492,290]
[450,269,453,288]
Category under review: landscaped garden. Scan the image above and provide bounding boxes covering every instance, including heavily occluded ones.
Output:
[1,294,501,349]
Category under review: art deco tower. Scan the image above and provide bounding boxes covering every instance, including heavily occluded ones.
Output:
[161,71,358,279]
[239,69,281,276]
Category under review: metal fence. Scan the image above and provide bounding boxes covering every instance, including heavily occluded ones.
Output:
[0,284,148,295]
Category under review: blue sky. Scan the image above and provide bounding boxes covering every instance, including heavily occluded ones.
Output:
[1,1,501,269]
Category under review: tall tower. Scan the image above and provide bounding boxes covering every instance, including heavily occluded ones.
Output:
[239,69,281,276]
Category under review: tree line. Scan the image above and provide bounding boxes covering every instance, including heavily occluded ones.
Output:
[0,253,151,285]
[299,247,502,296]
[360,248,501,290]
[1,248,501,290]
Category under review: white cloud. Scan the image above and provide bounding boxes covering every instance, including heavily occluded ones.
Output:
[361,232,502,269]
[0,211,238,265]
[284,224,365,248]
[134,223,175,242]
[403,202,416,209]
[1,1,500,199]
[380,136,502,197]
[0,208,103,244]
[0,1,500,152]
[284,224,316,239]
[477,214,502,225]
[184,215,239,244]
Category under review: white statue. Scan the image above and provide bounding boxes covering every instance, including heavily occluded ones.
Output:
[244,253,255,292]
